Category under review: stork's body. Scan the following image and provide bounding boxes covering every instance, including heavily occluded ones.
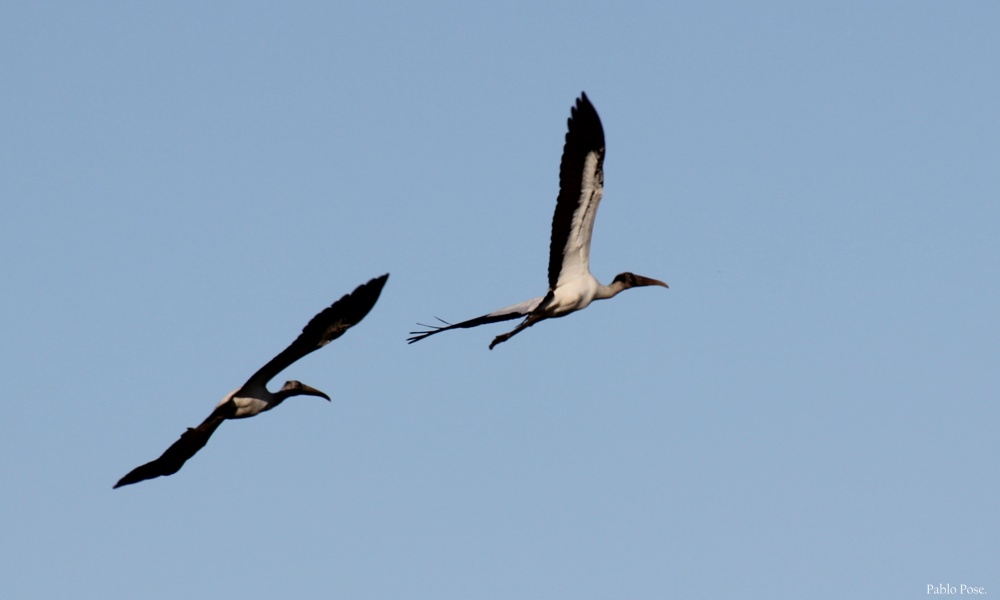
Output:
[114,274,389,488]
[409,93,666,349]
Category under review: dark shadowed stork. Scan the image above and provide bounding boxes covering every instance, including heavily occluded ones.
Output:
[408,92,667,349]
[114,274,389,488]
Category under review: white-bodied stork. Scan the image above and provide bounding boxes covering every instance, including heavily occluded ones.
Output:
[114,274,389,488]
[409,92,667,349]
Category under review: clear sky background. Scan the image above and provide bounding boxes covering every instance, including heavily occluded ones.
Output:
[2,2,998,598]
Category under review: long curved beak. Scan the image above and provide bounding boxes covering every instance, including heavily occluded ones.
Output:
[637,275,669,288]
[300,384,331,401]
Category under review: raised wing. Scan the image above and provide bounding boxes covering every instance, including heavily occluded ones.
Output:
[407,296,543,343]
[548,92,605,290]
[113,406,231,488]
[241,273,389,389]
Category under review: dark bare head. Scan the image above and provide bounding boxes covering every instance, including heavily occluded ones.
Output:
[611,272,669,290]
[279,380,331,401]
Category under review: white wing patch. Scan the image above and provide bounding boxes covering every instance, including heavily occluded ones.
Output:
[556,149,604,288]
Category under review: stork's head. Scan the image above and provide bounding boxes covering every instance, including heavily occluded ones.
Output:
[280,380,331,401]
[612,272,669,290]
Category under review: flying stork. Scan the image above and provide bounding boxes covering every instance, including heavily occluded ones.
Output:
[114,273,389,488]
[408,92,667,349]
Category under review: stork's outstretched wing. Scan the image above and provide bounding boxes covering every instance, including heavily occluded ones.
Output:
[242,274,389,389]
[113,404,233,488]
[548,92,605,290]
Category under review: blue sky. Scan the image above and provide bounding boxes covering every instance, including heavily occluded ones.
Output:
[2,2,998,598]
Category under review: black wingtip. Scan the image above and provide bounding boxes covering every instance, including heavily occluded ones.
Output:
[568,93,603,145]
[355,272,389,313]
[333,273,390,327]
[113,465,146,489]
[367,273,389,292]
[366,273,389,298]
[112,470,147,489]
